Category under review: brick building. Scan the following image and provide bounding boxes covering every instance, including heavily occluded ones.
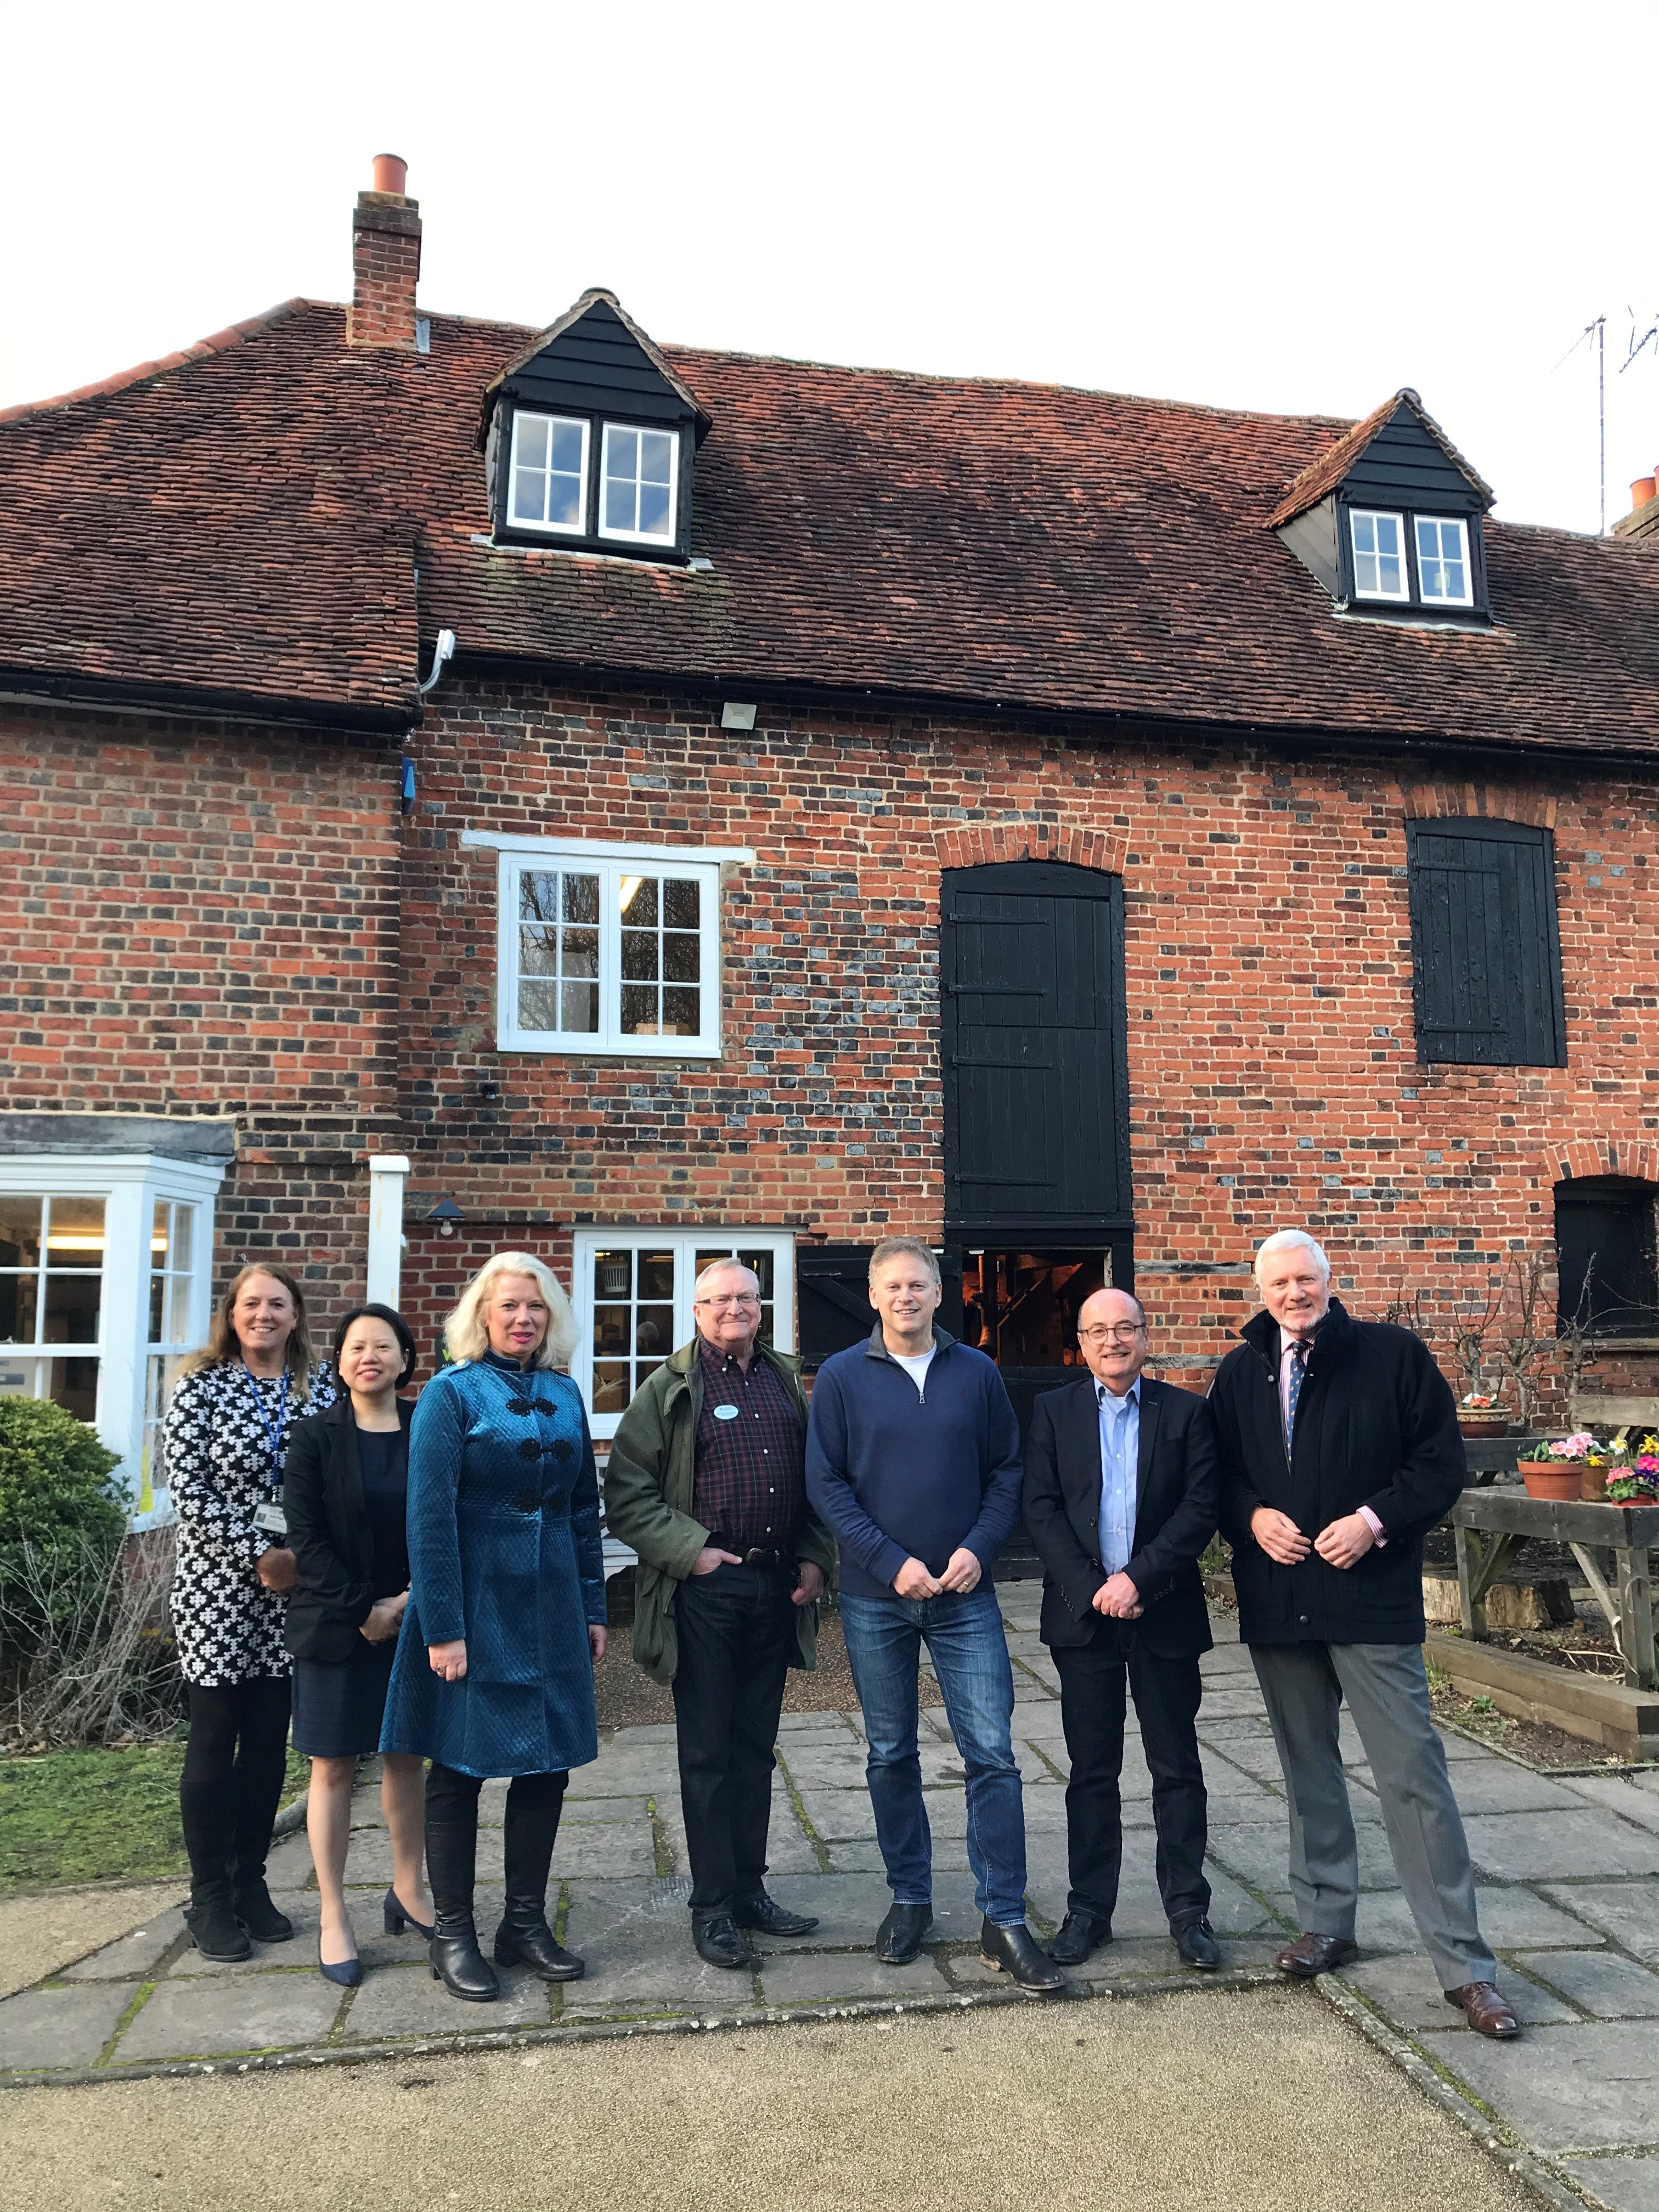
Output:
[6,156,1659,1523]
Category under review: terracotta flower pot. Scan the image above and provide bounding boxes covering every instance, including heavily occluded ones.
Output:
[1458,1410,1513,1437]
[1519,1461,1581,1501]
[1580,1463,1610,1502]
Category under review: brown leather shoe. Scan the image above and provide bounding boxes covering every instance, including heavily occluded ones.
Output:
[1274,1931,1359,1978]
[1445,1982,1520,2039]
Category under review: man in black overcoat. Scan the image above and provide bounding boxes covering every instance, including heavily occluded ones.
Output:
[1207,1228,1519,2040]
[1023,1286,1222,1971]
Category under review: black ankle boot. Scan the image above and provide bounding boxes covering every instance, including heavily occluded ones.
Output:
[232,1877,294,1944]
[494,1908,584,1981]
[492,1774,578,1983]
[185,1884,252,1962]
[425,1777,498,2002]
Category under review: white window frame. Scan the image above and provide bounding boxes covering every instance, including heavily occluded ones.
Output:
[570,1228,797,1441]
[597,421,680,546]
[1348,507,1411,602]
[464,832,754,1060]
[506,408,591,536]
[1413,514,1474,607]
[0,1152,224,1527]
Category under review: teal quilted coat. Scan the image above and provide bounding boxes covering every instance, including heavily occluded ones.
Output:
[380,1352,605,1778]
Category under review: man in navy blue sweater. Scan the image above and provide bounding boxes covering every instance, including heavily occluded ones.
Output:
[806,1237,1063,1991]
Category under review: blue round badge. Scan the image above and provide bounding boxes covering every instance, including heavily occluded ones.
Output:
[713,1403,740,1420]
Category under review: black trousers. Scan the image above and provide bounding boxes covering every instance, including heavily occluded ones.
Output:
[1053,1622,1210,1929]
[179,1674,293,1901]
[672,1562,796,1912]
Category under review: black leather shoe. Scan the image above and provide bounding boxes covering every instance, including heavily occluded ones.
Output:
[429,1918,500,2002]
[731,1889,820,1938]
[1047,1910,1111,1966]
[184,1890,252,1963]
[875,1903,933,1964]
[1172,1917,1221,1971]
[494,1912,585,1982]
[691,1911,756,1971]
[980,1918,1065,1991]
[1275,1931,1358,1979]
[232,1880,294,1944]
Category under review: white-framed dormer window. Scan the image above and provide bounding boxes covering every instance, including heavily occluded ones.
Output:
[599,423,679,544]
[1414,515,1473,606]
[466,832,753,1059]
[1350,509,1409,600]
[0,1151,222,1525]
[570,1229,796,1438]
[507,410,590,534]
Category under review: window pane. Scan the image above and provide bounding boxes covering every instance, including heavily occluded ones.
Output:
[620,930,660,981]
[621,874,658,926]
[592,1302,631,1353]
[517,415,549,470]
[149,1273,165,1340]
[550,421,584,473]
[736,1250,776,1296]
[663,986,701,1034]
[602,476,636,534]
[634,1305,673,1355]
[520,924,560,977]
[591,1362,629,1414]
[608,427,639,475]
[662,878,699,929]
[634,1357,665,1392]
[44,1196,105,1267]
[637,1250,675,1300]
[641,432,674,487]
[563,929,599,979]
[0,1198,42,1269]
[663,933,700,983]
[172,1206,193,1274]
[0,1274,39,1344]
[521,870,560,922]
[511,469,544,524]
[621,983,661,1032]
[560,980,599,1031]
[166,1271,193,1344]
[547,472,582,528]
[519,980,563,1030]
[638,483,671,537]
[563,874,599,924]
[44,1272,100,1344]
[46,1357,99,1423]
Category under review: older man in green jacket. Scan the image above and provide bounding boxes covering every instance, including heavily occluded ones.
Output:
[604,1258,838,1971]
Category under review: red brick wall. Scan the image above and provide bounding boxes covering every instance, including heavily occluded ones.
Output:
[397,679,1659,1408]
[0,702,404,1312]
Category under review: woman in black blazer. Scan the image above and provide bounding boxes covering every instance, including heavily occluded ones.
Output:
[284,1303,433,1986]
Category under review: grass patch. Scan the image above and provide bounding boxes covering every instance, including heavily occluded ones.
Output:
[0,1735,308,1892]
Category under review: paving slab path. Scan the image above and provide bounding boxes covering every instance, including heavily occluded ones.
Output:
[5,1587,1659,2209]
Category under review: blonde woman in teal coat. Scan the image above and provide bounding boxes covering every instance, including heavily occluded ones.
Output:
[382,1251,606,2002]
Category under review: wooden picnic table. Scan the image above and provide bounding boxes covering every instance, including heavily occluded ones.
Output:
[1448,1487,1659,1690]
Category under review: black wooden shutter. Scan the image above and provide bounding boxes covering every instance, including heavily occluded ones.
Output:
[1406,821,1565,1067]
[796,1245,874,1370]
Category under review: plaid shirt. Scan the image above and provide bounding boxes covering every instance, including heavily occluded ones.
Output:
[692,1337,808,1555]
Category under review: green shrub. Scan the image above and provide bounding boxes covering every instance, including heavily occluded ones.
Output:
[0,1400,125,1618]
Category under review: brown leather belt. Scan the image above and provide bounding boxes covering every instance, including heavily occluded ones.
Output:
[740,1547,786,1568]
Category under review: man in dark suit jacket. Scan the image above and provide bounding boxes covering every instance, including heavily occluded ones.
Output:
[1023,1286,1221,1971]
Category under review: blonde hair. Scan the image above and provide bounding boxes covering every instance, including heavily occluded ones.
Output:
[444,1250,577,1370]
[181,1261,315,1395]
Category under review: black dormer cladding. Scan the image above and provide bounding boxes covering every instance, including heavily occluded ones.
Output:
[1340,402,1485,516]
[500,297,691,427]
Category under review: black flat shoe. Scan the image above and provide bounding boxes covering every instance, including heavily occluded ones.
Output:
[980,1918,1065,1992]
[318,1938,362,1989]
[1172,1918,1220,1971]
[429,1921,500,2002]
[731,1889,820,1938]
[383,1885,435,1939]
[184,1893,252,1963]
[875,1903,933,1965]
[1047,1910,1111,1966]
[494,1914,585,1982]
[691,1911,756,1971]
[233,1881,294,1944]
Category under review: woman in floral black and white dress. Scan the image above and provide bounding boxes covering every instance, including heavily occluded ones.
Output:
[163,1262,335,1961]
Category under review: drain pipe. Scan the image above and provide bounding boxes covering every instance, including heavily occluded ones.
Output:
[403,628,456,816]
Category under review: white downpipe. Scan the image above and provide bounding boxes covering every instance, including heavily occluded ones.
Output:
[366,1156,410,1307]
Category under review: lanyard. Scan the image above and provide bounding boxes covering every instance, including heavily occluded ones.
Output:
[240,1361,290,1488]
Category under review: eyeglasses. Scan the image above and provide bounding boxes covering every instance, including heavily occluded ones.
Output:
[1077,1324,1147,1345]
[695,1295,761,1312]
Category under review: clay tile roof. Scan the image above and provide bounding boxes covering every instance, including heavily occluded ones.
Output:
[1267,387,1494,528]
[2,301,1658,757]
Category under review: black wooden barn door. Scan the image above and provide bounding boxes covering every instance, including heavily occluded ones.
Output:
[940,860,1133,1573]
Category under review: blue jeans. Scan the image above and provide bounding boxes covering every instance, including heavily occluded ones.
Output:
[839,1587,1028,1927]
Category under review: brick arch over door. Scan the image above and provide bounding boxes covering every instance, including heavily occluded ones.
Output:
[934,822,1131,877]
[1400,784,1558,828]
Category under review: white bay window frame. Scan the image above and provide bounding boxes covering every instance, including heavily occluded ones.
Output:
[506,409,591,536]
[1413,514,1474,607]
[598,421,680,546]
[0,1152,223,1527]
[465,832,753,1060]
[1348,508,1411,602]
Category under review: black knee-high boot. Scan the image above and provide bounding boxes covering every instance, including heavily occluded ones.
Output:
[494,1771,583,1982]
[425,1764,498,2002]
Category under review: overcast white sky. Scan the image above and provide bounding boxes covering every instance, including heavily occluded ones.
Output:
[3,1,1656,535]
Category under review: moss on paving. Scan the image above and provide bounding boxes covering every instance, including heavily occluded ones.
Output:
[0,1738,308,1892]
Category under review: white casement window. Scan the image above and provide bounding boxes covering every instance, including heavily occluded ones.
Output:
[599,422,679,544]
[0,1154,222,1523]
[1349,509,1409,601]
[1414,515,1473,606]
[571,1230,796,1438]
[467,833,753,1059]
[507,409,590,534]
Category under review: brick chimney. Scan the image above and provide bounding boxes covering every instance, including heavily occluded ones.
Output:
[348,154,421,349]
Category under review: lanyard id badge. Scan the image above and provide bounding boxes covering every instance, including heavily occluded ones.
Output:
[241,1360,291,1494]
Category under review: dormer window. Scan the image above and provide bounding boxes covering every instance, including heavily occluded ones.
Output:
[1350,510,1408,601]
[507,412,589,534]
[600,425,678,544]
[1414,516,1472,606]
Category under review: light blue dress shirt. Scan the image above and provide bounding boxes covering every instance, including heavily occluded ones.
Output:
[1096,1378,1140,1576]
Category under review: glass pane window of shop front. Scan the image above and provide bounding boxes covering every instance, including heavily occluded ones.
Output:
[143,1199,200,1499]
[0,1193,105,1420]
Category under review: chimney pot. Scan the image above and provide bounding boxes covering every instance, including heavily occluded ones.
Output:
[371,152,409,198]
[349,156,421,349]
[1632,477,1657,510]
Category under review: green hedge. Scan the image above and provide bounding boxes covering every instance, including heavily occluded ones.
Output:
[0,1398,126,1631]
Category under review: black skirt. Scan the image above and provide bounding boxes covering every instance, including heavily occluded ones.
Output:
[291,1636,398,1758]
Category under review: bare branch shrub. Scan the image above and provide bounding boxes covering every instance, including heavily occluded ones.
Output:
[0,1527,182,1750]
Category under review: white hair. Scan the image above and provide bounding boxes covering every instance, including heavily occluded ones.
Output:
[444,1250,577,1369]
[1254,1230,1331,1282]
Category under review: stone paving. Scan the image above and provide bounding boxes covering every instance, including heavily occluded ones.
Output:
[6,1587,1659,2207]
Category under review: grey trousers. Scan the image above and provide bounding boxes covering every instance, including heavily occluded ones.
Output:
[1251,1639,1496,1992]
